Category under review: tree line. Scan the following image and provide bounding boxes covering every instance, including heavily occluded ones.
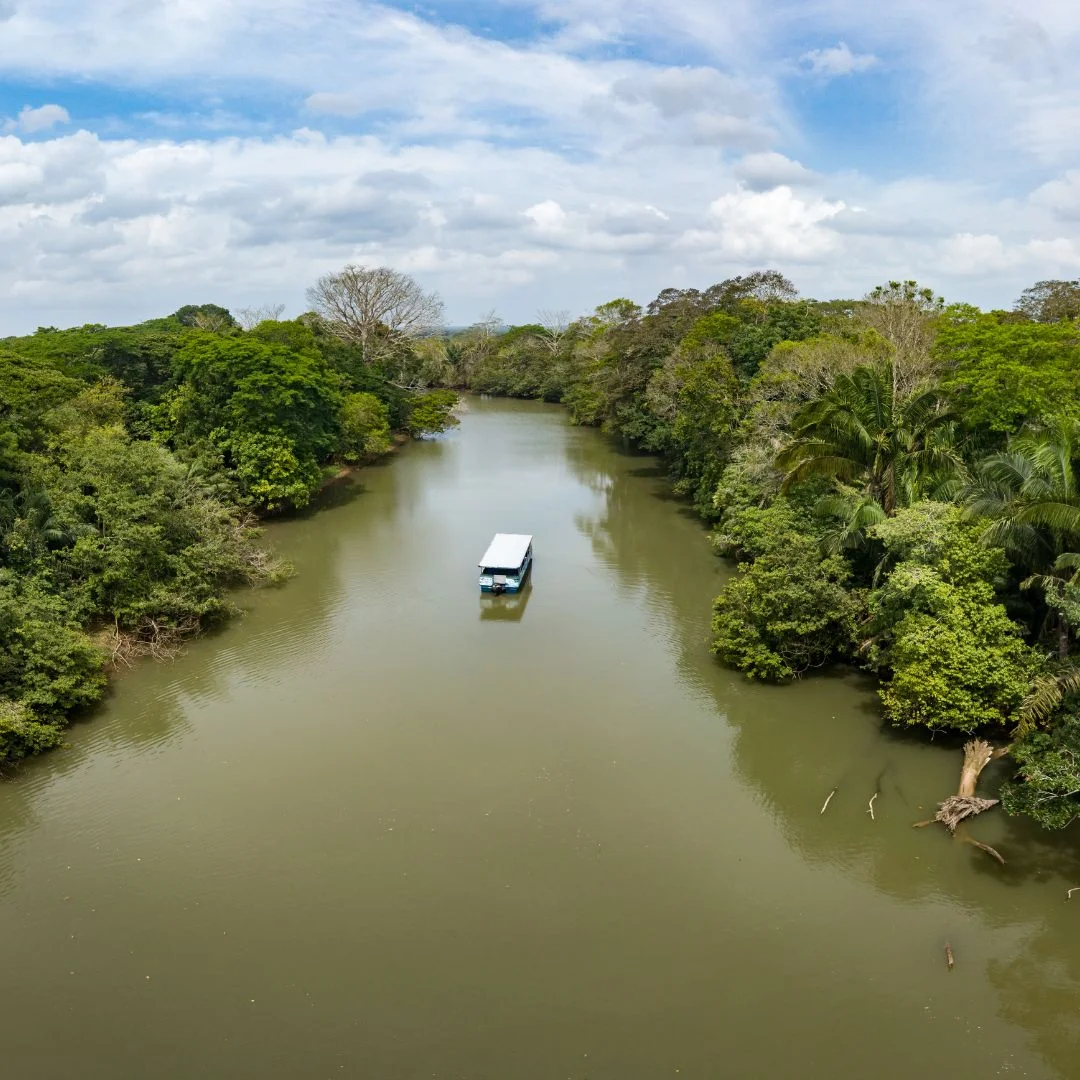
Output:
[6,262,1080,834]
[0,267,458,763]
[438,274,1080,832]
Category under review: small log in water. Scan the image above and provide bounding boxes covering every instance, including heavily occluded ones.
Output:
[944,943,955,970]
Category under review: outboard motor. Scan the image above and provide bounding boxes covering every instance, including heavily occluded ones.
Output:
[492,575,507,595]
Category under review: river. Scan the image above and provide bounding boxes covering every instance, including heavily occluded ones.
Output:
[1,396,1078,1078]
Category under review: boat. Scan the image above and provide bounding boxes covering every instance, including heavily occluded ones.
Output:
[478,533,533,593]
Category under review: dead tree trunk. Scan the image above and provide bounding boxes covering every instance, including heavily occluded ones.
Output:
[915,739,1005,863]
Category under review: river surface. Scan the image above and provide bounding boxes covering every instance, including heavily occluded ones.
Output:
[2,396,1078,1079]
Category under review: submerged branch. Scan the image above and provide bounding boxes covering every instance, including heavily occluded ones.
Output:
[957,828,1006,865]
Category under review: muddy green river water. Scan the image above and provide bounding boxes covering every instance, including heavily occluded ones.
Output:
[1,396,1078,1078]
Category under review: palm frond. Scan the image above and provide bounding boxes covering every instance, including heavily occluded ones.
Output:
[1014,666,1080,737]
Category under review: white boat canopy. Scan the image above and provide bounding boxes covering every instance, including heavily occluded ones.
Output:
[479,533,533,570]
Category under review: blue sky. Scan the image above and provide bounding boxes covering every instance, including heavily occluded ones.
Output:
[1,0,1079,332]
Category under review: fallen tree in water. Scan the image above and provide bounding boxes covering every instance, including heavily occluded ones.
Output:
[915,739,1008,864]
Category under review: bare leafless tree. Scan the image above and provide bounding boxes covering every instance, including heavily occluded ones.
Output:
[862,280,944,402]
[236,303,286,330]
[536,309,570,356]
[190,310,233,333]
[474,309,503,343]
[306,265,444,361]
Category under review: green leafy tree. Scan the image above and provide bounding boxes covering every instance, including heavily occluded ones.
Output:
[646,349,739,517]
[406,389,460,438]
[937,315,1080,436]
[711,500,860,681]
[1014,280,1080,324]
[338,392,392,462]
[0,350,83,455]
[0,576,107,726]
[1001,712,1080,829]
[863,503,1039,732]
[727,303,822,379]
[873,575,1040,731]
[167,334,342,509]
[0,697,69,759]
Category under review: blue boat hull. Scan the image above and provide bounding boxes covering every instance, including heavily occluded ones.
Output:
[479,555,532,593]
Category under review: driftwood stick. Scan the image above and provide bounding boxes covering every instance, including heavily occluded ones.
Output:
[1068,887,1079,900]
[820,788,837,815]
[867,792,878,821]
[944,943,955,970]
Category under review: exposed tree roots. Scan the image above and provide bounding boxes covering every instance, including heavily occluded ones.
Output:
[913,739,1006,865]
[101,616,202,669]
[928,794,1000,831]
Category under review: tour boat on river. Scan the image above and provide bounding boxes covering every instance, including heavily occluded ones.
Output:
[478,533,533,594]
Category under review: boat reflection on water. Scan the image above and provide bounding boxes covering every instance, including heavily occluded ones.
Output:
[479,583,532,622]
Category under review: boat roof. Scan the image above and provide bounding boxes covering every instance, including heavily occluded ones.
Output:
[479,533,533,569]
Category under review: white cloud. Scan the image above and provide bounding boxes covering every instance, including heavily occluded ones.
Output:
[938,232,1014,275]
[733,152,819,191]
[800,42,877,77]
[4,103,70,133]
[304,93,367,117]
[1030,170,1080,219]
[681,185,846,261]
[0,160,43,201]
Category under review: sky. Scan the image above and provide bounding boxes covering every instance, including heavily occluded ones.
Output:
[2,0,1080,332]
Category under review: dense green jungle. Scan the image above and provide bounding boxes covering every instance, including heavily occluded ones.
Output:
[2,268,1079,837]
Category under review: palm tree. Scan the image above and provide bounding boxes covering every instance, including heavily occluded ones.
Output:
[964,419,1080,658]
[0,488,89,566]
[776,364,962,515]
[814,492,886,557]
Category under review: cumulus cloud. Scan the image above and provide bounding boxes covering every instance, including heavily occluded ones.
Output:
[733,152,819,192]
[681,185,845,261]
[800,42,877,77]
[4,103,70,133]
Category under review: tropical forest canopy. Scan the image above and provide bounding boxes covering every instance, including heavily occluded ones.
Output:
[3,265,1080,834]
